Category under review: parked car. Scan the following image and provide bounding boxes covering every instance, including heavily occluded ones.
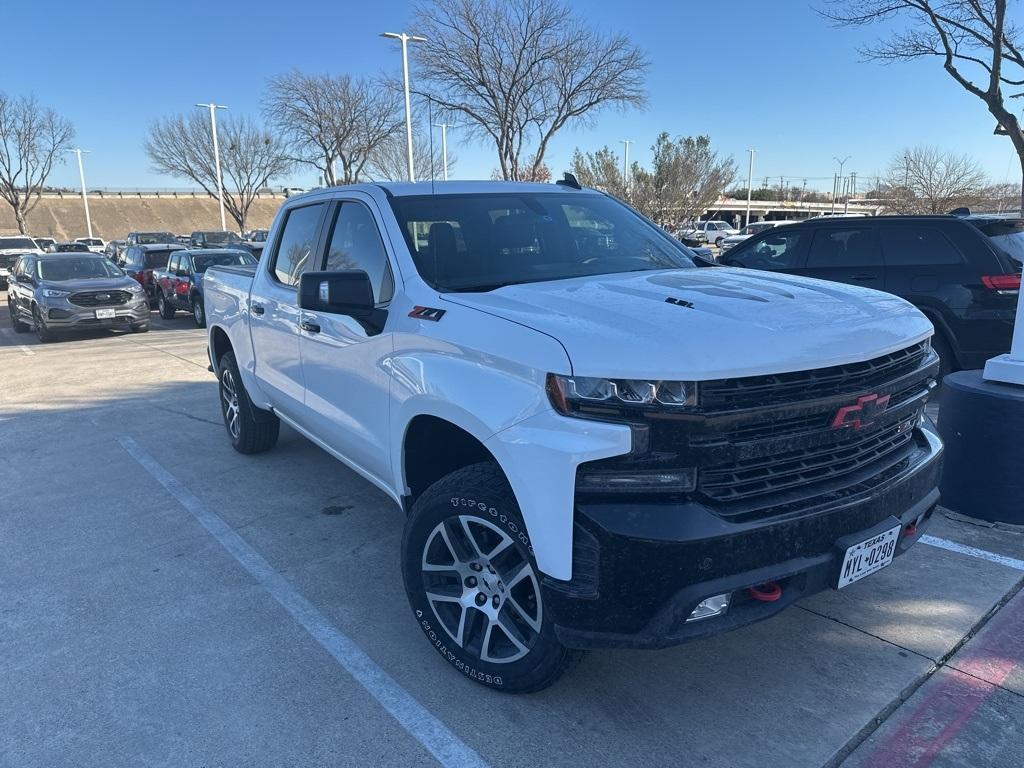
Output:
[104,240,126,260]
[116,243,185,307]
[719,220,799,255]
[680,220,740,245]
[720,214,1021,376]
[6,252,150,342]
[53,242,92,253]
[244,229,269,243]
[126,231,178,246]
[153,248,256,326]
[75,237,106,253]
[203,181,942,692]
[0,235,42,289]
[33,237,57,252]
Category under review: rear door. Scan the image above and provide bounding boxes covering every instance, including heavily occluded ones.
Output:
[298,196,396,484]
[796,224,884,290]
[248,201,329,418]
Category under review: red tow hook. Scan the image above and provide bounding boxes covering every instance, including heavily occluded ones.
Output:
[747,582,782,602]
[904,522,918,538]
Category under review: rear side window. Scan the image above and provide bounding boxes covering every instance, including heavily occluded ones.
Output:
[271,203,326,286]
[323,202,394,303]
[144,250,174,269]
[806,228,881,268]
[881,226,962,266]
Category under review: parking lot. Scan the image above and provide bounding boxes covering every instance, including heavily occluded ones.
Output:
[2,293,1023,768]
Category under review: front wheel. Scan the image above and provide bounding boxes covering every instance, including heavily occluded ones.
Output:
[158,293,175,320]
[402,462,582,693]
[32,306,54,343]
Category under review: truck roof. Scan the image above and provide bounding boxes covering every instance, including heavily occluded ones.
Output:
[293,180,600,201]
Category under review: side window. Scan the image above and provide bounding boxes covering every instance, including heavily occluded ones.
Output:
[881,226,962,266]
[324,202,394,303]
[806,228,882,268]
[167,254,179,274]
[270,203,326,286]
[733,230,807,269]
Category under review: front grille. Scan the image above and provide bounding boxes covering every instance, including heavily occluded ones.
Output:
[68,290,132,307]
[699,342,930,411]
[699,418,917,503]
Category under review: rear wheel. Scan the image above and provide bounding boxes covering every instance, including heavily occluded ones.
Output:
[192,295,206,328]
[218,350,280,454]
[9,300,29,333]
[402,462,582,693]
[158,293,175,319]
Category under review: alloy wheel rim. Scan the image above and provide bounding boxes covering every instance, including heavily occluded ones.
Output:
[420,515,542,664]
[220,369,241,439]
[194,302,202,323]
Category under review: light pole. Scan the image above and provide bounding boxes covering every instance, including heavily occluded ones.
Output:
[434,122,455,181]
[832,155,851,214]
[619,139,632,193]
[745,149,756,227]
[196,102,228,230]
[68,148,92,239]
[382,31,427,182]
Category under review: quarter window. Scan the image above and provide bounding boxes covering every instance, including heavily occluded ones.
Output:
[324,202,394,302]
[734,230,807,269]
[270,203,326,286]
[881,226,962,266]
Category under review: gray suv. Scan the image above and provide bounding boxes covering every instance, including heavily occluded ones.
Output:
[7,253,150,342]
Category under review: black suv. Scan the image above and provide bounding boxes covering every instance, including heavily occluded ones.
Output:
[720,215,1021,375]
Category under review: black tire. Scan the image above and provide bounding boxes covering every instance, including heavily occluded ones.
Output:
[192,295,206,328]
[217,350,279,454]
[402,462,583,693]
[9,301,29,333]
[931,331,956,380]
[158,293,175,320]
[32,305,54,343]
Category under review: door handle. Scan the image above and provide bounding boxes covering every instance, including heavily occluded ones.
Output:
[300,320,320,334]
[251,303,265,315]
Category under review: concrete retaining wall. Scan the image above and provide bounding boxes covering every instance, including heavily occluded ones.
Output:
[0,195,284,240]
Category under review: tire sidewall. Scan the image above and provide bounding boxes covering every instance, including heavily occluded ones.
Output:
[401,465,566,692]
[218,351,246,449]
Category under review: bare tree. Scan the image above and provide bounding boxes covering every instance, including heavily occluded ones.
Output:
[0,94,73,233]
[881,145,988,212]
[146,113,291,232]
[821,0,1024,210]
[629,134,736,225]
[264,71,402,185]
[411,0,648,180]
[571,146,628,199]
[367,132,451,181]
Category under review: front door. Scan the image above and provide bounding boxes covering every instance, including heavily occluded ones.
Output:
[796,225,885,291]
[299,197,396,485]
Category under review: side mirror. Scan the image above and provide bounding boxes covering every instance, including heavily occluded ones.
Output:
[299,270,387,336]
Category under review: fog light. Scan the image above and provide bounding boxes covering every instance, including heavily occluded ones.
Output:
[576,467,697,493]
[686,593,731,622]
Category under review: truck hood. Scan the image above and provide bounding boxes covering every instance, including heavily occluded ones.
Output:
[443,268,933,380]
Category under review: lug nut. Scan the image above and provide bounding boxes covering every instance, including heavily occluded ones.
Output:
[491,595,500,609]
[475,593,487,606]
[465,576,477,587]
[470,562,483,572]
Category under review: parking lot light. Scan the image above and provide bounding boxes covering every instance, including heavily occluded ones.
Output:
[381,32,427,183]
[67,148,92,239]
[196,102,228,230]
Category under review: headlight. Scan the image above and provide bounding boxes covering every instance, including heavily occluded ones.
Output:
[546,373,698,416]
[128,282,145,293]
[42,288,70,298]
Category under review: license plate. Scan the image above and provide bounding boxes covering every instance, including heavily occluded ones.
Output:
[838,525,900,589]
[95,308,116,319]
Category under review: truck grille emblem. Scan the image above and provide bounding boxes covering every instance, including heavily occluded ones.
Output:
[831,393,891,430]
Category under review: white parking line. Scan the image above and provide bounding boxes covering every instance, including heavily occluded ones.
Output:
[117,436,488,768]
[0,327,34,355]
[921,535,1024,571]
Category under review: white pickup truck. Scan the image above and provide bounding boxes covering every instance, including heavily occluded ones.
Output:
[204,180,943,692]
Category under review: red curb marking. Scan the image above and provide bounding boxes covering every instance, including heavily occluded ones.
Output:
[858,592,1024,768]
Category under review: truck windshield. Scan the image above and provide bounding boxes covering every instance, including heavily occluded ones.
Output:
[37,257,123,281]
[388,192,694,292]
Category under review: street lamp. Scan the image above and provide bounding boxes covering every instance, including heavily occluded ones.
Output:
[832,155,851,214]
[67,148,92,239]
[745,149,756,227]
[196,102,228,230]
[382,31,427,183]
[434,122,456,181]
[619,139,632,194]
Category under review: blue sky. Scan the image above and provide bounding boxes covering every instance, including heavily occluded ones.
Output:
[7,0,1021,192]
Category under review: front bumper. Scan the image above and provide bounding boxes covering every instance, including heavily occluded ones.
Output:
[544,424,943,650]
[42,298,150,330]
